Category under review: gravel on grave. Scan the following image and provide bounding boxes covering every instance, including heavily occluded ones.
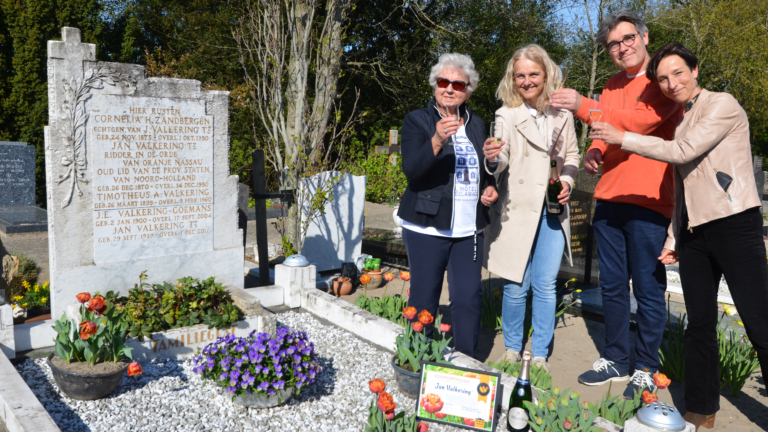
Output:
[16,311,502,431]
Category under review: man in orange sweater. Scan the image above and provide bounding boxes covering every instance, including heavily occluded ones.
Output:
[551,10,683,399]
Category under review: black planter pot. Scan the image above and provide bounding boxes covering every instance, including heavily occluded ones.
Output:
[47,354,130,400]
[391,355,421,399]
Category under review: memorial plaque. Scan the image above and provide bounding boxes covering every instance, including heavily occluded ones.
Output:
[559,169,600,285]
[45,28,243,318]
[0,142,36,206]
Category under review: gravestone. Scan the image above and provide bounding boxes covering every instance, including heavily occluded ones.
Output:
[45,27,243,318]
[753,157,765,213]
[0,142,36,205]
[0,142,49,235]
[301,171,366,271]
[559,168,600,285]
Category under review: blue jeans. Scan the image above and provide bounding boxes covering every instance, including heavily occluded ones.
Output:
[502,207,565,358]
[593,200,669,371]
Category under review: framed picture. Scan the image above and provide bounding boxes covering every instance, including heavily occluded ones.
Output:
[416,362,502,431]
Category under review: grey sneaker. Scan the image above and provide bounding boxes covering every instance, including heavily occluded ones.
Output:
[532,356,550,374]
[623,368,657,399]
[497,349,520,364]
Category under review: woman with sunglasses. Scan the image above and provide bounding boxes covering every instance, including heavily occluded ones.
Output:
[482,44,580,372]
[590,43,768,430]
[398,53,499,357]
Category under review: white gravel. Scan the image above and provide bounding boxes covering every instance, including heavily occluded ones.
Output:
[665,268,730,294]
[16,311,496,431]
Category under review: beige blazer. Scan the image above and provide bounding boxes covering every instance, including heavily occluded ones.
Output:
[622,89,760,251]
[483,104,581,283]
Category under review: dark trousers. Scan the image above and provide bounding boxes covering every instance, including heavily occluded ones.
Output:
[593,200,670,371]
[402,229,483,357]
[678,207,768,415]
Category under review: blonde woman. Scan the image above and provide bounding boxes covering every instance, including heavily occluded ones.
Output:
[483,44,580,371]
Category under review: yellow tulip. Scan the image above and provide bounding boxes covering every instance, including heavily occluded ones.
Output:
[21,303,27,308]
[41,298,47,304]
[737,321,744,326]
[723,304,738,316]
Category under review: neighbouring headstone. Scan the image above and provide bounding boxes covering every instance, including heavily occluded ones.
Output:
[0,142,36,205]
[559,168,600,285]
[301,171,366,271]
[45,27,243,318]
[238,183,249,248]
[753,157,765,211]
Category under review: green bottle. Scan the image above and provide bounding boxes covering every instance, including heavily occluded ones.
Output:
[507,351,532,432]
[546,159,564,215]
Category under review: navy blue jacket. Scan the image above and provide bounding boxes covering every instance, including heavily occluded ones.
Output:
[398,99,495,231]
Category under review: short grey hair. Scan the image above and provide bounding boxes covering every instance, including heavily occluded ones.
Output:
[428,53,480,94]
[596,10,649,50]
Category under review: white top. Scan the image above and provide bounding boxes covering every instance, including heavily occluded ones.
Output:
[402,125,479,238]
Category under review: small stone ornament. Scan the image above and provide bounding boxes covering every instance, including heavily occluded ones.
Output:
[626,401,691,432]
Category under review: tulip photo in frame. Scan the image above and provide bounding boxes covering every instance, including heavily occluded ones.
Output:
[416,363,501,431]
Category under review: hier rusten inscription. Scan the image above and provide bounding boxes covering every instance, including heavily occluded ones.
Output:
[91,96,214,262]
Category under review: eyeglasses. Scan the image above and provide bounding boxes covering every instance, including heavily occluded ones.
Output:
[606,33,641,53]
[436,77,467,91]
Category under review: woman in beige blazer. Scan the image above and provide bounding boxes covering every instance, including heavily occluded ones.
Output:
[483,44,580,371]
[591,43,768,430]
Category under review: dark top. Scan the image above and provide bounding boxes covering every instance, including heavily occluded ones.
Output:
[397,98,495,231]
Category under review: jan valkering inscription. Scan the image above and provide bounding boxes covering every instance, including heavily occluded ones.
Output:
[91,96,215,263]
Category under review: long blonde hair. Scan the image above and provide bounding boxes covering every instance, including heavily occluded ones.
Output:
[496,44,561,111]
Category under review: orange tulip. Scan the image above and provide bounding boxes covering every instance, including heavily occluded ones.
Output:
[360,274,372,285]
[422,393,444,413]
[399,271,411,281]
[653,372,671,390]
[418,310,434,325]
[417,422,429,432]
[78,321,97,340]
[439,323,451,333]
[76,292,91,303]
[642,390,658,404]
[377,391,396,419]
[464,418,475,427]
[412,321,424,332]
[87,295,107,314]
[369,378,386,394]
[384,272,395,282]
[127,362,143,376]
[403,306,417,320]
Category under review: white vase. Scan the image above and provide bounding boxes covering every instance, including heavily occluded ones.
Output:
[392,206,403,238]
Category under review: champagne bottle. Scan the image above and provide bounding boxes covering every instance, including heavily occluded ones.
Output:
[546,160,564,215]
[507,351,533,432]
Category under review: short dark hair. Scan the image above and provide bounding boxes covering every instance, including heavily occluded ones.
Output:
[647,43,699,83]
[596,10,648,50]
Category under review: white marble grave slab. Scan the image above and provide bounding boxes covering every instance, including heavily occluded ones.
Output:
[300,172,366,271]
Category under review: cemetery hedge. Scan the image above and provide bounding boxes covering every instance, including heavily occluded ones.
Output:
[0,0,766,206]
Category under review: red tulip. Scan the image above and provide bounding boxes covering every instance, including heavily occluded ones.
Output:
[369,378,386,394]
[422,393,444,413]
[417,422,429,432]
[399,271,411,281]
[418,310,434,325]
[76,292,91,303]
[384,272,395,282]
[654,372,671,390]
[564,420,572,430]
[407,289,410,297]
[403,306,417,320]
[464,418,475,426]
[434,412,448,419]
[78,321,97,340]
[439,323,451,333]
[642,390,658,404]
[412,321,424,332]
[127,362,143,376]
[87,295,107,314]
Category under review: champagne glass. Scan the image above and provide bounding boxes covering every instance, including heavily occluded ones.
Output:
[445,103,459,145]
[489,121,503,163]
[589,94,602,122]
[554,65,568,90]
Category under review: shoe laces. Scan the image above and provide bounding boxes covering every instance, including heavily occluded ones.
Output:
[630,370,654,388]
[592,358,614,372]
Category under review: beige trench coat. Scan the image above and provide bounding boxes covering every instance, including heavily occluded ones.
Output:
[483,104,581,283]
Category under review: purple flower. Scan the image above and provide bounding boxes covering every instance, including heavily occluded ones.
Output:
[258,382,269,392]
[219,372,228,381]
[273,380,285,390]
[227,386,236,393]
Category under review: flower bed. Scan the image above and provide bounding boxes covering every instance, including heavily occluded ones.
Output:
[14,311,476,431]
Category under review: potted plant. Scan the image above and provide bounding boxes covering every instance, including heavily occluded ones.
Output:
[193,327,320,408]
[11,280,51,324]
[392,309,452,398]
[365,378,429,432]
[49,292,142,400]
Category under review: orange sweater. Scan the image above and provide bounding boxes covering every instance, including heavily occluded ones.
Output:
[576,71,683,218]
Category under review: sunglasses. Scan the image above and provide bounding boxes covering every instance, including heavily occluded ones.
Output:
[437,77,467,91]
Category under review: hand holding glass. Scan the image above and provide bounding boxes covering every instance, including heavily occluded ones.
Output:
[489,122,504,163]
[589,94,602,122]
[554,65,568,90]
[445,103,459,145]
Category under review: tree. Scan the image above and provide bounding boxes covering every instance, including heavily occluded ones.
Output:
[233,0,361,254]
